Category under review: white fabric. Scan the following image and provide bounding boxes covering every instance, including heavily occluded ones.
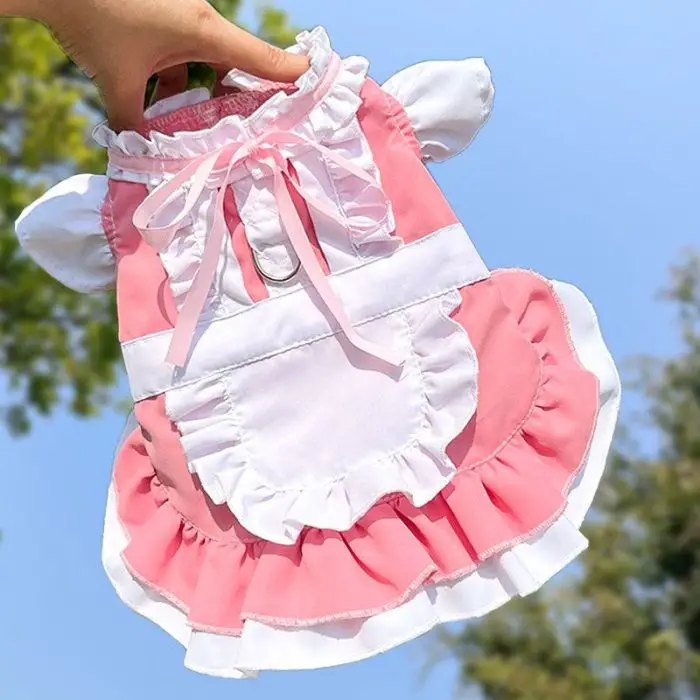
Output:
[14,174,115,294]
[122,224,488,401]
[143,88,211,119]
[167,290,477,544]
[101,276,622,676]
[223,29,397,279]
[121,224,488,544]
[156,184,253,322]
[382,58,495,162]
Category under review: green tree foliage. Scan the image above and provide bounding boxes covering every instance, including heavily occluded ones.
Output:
[0,1,299,434]
[440,253,700,700]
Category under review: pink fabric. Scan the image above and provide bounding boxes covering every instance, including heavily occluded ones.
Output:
[103,91,298,345]
[101,180,178,342]
[357,80,460,244]
[112,270,599,632]
[286,161,331,276]
[137,86,297,138]
[102,68,325,348]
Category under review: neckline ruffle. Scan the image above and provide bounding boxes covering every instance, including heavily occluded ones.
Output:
[93,27,368,159]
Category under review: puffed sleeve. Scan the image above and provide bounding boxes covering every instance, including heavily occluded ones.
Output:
[381,58,495,162]
[15,173,116,293]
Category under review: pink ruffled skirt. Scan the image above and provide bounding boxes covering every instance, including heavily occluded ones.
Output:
[103,269,620,677]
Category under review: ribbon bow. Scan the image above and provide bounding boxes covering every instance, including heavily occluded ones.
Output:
[116,130,403,369]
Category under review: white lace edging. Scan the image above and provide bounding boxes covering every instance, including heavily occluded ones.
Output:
[101,279,621,677]
[164,290,479,545]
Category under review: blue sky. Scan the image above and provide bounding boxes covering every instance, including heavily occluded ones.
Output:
[1,1,699,698]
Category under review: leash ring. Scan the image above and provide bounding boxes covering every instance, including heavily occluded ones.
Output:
[252,248,302,284]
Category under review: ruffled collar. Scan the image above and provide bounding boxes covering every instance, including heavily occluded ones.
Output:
[93,27,367,158]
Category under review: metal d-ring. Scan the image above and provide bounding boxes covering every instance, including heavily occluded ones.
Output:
[251,247,302,284]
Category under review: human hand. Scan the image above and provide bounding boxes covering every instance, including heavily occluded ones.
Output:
[3,0,308,131]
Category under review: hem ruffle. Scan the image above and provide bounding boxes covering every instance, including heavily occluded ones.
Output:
[103,486,587,677]
[103,271,621,675]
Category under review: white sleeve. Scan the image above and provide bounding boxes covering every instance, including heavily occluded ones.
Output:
[382,58,495,162]
[15,173,116,293]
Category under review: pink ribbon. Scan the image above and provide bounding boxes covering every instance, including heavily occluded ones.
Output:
[114,131,403,369]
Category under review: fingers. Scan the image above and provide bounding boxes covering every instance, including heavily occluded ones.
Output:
[151,64,189,105]
[98,2,311,132]
[104,64,188,131]
[195,11,309,84]
[100,68,150,133]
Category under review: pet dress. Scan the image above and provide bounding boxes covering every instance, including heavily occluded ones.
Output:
[15,27,621,678]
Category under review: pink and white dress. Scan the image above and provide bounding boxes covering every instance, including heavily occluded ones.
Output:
[16,27,621,678]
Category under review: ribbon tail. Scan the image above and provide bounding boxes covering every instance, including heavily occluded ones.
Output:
[165,185,231,367]
[273,171,404,368]
[132,149,222,251]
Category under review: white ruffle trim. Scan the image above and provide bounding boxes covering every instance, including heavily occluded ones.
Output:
[102,278,621,677]
[164,290,479,545]
[103,485,586,678]
[158,199,252,320]
[92,27,367,158]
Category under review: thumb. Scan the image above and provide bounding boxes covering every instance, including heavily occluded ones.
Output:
[196,14,309,84]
